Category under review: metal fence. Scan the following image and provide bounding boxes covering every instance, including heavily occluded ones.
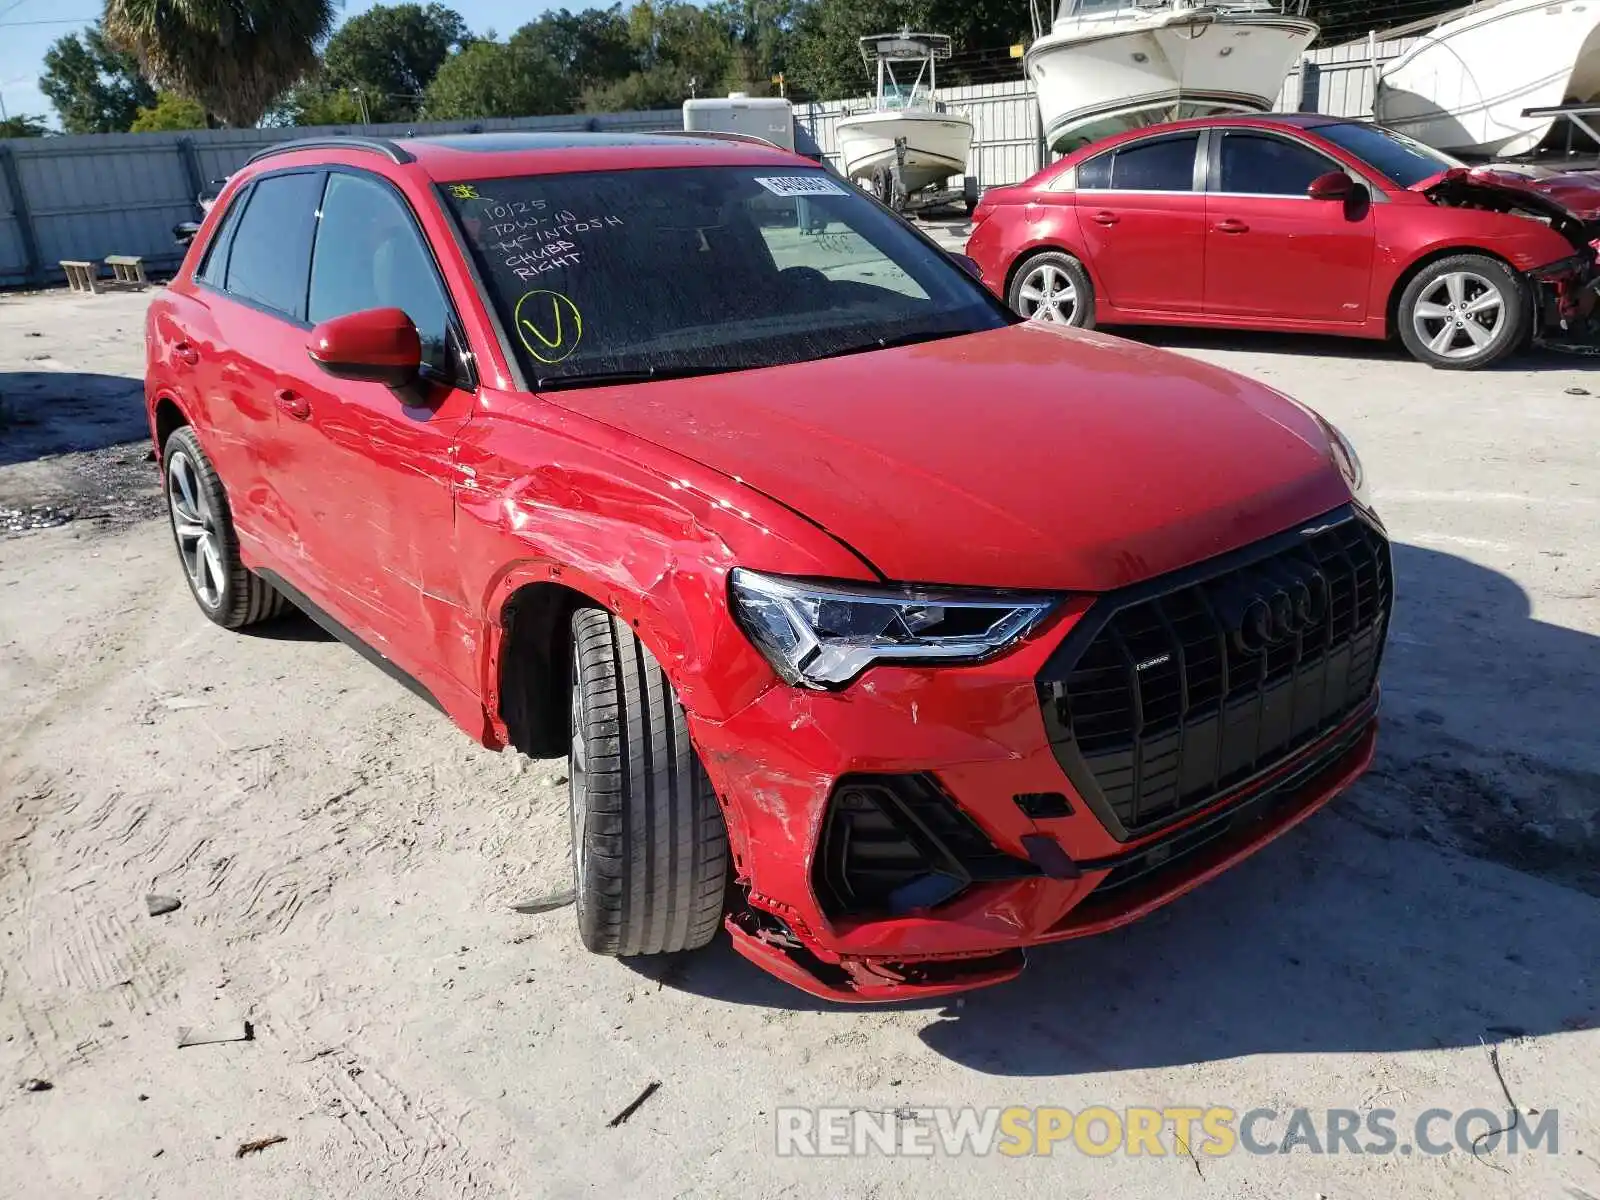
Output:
[0,34,1415,288]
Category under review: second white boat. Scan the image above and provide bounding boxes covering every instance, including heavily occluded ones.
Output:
[1024,0,1319,154]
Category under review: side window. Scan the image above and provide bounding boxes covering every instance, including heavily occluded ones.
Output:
[196,187,248,287]
[1076,153,1111,189]
[1219,132,1336,196]
[1109,135,1199,191]
[309,172,453,376]
[223,172,323,319]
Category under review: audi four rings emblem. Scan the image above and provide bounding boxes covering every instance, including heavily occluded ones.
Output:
[1231,566,1329,654]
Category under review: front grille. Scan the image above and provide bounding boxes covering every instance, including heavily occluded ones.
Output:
[1037,506,1391,841]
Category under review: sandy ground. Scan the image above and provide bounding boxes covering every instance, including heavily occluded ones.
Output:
[1,285,1598,1199]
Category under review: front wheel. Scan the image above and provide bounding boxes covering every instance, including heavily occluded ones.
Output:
[1396,254,1528,370]
[568,608,729,956]
[1008,251,1096,329]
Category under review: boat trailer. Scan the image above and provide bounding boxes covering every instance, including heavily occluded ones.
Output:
[868,136,980,217]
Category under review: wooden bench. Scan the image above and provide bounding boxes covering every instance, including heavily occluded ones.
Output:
[60,260,100,294]
[105,255,148,289]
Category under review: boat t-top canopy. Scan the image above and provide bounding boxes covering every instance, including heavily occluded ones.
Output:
[858,32,953,64]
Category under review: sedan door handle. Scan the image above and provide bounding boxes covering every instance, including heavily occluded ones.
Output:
[1214,219,1250,234]
[173,340,199,366]
[1091,210,1120,226]
[275,389,311,421]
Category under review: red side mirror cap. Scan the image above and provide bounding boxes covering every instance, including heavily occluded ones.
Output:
[307,308,422,389]
[1308,171,1354,201]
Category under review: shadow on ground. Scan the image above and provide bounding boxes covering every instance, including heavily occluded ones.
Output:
[0,371,149,466]
[628,541,1600,1069]
[1119,325,1592,372]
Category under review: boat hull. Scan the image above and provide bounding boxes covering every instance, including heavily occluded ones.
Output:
[835,111,975,192]
[1024,12,1318,153]
[1375,0,1600,157]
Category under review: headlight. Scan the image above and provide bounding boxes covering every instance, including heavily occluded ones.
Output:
[1321,419,1370,509]
[729,569,1056,689]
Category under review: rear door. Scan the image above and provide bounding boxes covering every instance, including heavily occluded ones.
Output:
[1073,131,1206,313]
[1202,129,1375,324]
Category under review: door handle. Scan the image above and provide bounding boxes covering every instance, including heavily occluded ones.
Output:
[173,341,199,365]
[1091,210,1120,226]
[1215,219,1250,234]
[275,389,311,421]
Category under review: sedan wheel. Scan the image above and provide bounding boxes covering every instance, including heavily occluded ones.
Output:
[1396,253,1528,371]
[1007,251,1095,330]
[1409,271,1504,361]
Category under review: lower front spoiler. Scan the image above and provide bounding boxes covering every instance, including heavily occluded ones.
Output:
[723,718,1377,1003]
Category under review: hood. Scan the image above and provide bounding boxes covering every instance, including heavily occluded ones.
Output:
[1416,164,1600,224]
[542,323,1351,591]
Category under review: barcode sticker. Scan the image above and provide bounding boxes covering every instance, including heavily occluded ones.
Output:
[754,175,849,197]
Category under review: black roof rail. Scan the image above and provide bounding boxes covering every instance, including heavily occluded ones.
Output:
[247,136,415,166]
[651,129,782,150]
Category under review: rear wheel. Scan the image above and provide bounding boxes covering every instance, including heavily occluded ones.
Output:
[1396,254,1528,370]
[162,427,287,629]
[568,608,729,956]
[1008,251,1096,329]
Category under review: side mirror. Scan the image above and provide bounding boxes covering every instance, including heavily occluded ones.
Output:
[307,307,421,389]
[950,252,983,281]
[1308,171,1353,201]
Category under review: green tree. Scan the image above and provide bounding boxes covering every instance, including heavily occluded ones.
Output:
[628,1,735,89]
[130,91,209,132]
[711,0,798,94]
[580,63,692,112]
[104,0,336,128]
[320,3,469,122]
[422,39,568,119]
[270,81,369,127]
[40,23,157,135]
[0,115,51,139]
[512,6,637,102]
[788,0,1024,100]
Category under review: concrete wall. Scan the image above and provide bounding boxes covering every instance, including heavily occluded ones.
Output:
[0,35,1414,288]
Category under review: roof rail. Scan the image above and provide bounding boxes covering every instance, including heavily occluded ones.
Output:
[247,136,415,166]
[651,129,782,150]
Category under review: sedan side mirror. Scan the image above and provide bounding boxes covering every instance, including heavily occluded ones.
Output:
[1308,171,1354,201]
[307,307,421,389]
[950,252,983,281]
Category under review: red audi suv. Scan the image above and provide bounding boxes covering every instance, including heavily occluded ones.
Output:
[965,114,1600,370]
[145,132,1391,1001]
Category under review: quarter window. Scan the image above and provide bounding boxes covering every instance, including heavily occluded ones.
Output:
[1218,132,1336,196]
[222,172,323,319]
[308,172,454,376]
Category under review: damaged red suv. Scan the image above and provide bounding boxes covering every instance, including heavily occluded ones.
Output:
[146,132,1391,1001]
[966,115,1600,370]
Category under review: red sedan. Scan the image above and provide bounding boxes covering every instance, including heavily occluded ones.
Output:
[966,114,1600,369]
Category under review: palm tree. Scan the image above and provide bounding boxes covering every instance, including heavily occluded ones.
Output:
[103,0,335,129]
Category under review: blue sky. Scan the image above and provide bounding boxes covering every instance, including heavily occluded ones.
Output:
[0,0,565,127]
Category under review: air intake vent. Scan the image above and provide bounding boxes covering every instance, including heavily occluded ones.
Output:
[812,775,1036,920]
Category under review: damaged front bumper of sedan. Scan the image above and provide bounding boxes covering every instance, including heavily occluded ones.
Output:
[693,505,1395,1002]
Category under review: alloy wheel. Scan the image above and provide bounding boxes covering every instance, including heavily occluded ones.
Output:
[1018,263,1079,324]
[166,449,224,609]
[1411,271,1505,361]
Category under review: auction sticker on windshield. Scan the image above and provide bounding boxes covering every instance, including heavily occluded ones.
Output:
[754,175,850,197]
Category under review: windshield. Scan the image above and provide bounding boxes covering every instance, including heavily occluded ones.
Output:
[441,166,1006,388]
[1318,121,1464,188]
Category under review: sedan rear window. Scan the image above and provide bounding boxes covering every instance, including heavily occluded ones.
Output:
[441,166,1007,387]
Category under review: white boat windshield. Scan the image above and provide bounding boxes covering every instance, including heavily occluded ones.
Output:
[881,82,936,110]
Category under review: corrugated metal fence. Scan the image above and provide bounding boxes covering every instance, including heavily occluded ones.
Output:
[1,34,1415,287]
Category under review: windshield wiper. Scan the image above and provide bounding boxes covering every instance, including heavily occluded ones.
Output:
[534,364,735,391]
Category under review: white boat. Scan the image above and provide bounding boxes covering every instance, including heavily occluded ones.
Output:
[835,33,975,201]
[1024,0,1319,154]
[1373,0,1600,158]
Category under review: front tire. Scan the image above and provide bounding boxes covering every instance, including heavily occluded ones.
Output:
[162,427,287,629]
[1008,251,1096,329]
[569,608,729,956]
[1396,254,1528,370]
